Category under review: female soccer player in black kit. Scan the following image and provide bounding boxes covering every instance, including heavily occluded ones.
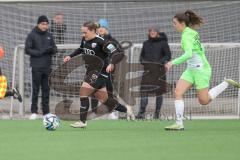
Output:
[88,18,134,119]
[63,21,134,128]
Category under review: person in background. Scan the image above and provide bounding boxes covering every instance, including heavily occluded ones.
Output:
[136,25,171,120]
[93,18,134,120]
[25,15,57,120]
[50,13,67,44]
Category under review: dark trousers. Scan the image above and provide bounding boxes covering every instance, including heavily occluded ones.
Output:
[139,96,163,115]
[31,67,51,115]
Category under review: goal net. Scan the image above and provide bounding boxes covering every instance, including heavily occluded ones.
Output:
[10,43,240,119]
[0,0,239,119]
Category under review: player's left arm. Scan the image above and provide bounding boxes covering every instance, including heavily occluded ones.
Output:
[103,40,125,65]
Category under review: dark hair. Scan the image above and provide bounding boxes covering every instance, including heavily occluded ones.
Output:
[55,12,64,16]
[83,21,99,31]
[174,10,204,28]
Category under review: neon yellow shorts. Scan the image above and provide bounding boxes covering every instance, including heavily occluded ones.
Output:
[180,68,212,90]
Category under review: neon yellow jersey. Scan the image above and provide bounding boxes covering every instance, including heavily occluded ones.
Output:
[0,75,7,99]
[172,27,211,70]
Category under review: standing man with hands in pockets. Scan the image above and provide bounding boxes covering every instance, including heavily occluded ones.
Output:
[25,15,57,120]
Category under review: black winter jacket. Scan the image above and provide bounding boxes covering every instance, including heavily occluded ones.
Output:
[25,27,57,68]
[140,32,171,65]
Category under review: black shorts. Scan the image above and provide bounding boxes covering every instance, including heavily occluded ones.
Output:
[90,74,110,89]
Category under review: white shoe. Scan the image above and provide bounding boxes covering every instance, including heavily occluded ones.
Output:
[126,105,135,121]
[108,112,118,120]
[70,121,87,128]
[29,113,38,120]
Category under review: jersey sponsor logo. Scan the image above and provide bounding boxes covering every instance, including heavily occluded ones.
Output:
[82,48,95,55]
[47,37,51,40]
[91,43,97,48]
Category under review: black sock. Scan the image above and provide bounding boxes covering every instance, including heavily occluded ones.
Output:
[115,104,127,113]
[103,97,119,112]
[80,97,89,123]
[91,98,98,113]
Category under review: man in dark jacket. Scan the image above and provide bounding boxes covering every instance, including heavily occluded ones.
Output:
[25,15,57,120]
[136,25,171,119]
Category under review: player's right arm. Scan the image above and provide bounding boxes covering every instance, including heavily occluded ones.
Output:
[172,33,194,65]
[64,39,84,63]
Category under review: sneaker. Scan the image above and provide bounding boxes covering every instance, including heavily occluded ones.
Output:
[154,112,160,120]
[165,123,184,131]
[225,78,240,88]
[29,113,38,120]
[108,112,118,120]
[70,121,87,128]
[126,105,135,121]
[13,88,22,102]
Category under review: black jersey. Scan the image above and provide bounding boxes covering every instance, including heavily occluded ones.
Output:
[69,35,122,75]
[70,35,107,59]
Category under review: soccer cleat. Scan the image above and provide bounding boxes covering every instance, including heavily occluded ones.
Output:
[29,113,38,120]
[13,87,22,102]
[70,121,87,128]
[107,112,118,120]
[165,123,184,131]
[224,79,240,88]
[126,105,135,121]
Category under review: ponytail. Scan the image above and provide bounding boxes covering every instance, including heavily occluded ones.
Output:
[184,10,204,27]
[174,10,204,28]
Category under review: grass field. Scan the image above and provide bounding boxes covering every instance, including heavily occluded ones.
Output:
[0,119,239,160]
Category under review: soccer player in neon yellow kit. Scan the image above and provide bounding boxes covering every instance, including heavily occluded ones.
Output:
[164,10,240,130]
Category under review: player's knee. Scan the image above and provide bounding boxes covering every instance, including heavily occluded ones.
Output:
[94,93,108,103]
[174,88,183,99]
[198,98,210,105]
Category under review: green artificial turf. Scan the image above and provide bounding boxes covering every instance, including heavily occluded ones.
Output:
[0,120,239,160]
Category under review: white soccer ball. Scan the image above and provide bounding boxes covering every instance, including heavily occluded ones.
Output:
[43,113,60,131]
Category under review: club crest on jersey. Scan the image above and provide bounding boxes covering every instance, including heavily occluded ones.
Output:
[91,43,97,48]
[91,74,98,80]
